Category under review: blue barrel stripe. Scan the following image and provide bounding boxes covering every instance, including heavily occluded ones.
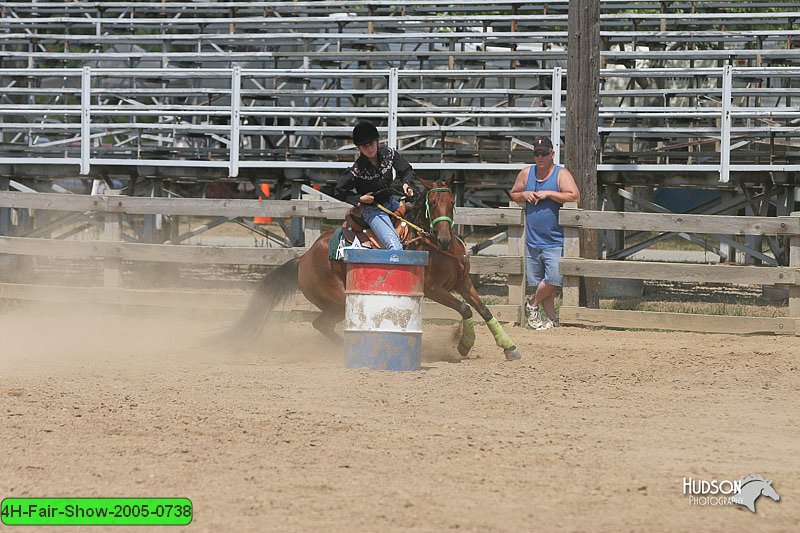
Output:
[343,331,422,372]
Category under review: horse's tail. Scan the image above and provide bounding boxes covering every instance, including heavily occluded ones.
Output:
[210,257,300,351]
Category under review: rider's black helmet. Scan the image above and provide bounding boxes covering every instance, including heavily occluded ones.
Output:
[352,121,379,146]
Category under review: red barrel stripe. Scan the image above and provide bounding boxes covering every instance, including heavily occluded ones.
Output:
[346,264,425,295]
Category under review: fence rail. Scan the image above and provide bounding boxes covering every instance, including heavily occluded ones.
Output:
[0,191,525,322]
[558,204,800,335]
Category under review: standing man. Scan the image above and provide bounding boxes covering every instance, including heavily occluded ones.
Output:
[510,136,580,329]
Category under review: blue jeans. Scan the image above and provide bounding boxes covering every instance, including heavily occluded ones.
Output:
[526,245,563,287]
[362,198,402,250]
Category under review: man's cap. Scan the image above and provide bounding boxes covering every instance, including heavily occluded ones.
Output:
[352,120,380,146]
[533,136,553,151]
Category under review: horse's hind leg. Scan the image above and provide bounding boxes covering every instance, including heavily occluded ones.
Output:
[425,286,475,358]
[457,277,522,362]
[312,307,344,344]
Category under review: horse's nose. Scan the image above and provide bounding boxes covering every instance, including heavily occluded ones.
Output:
[438,234,451,250]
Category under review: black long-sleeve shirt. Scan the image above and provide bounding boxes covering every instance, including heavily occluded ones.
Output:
[334,146,417,206]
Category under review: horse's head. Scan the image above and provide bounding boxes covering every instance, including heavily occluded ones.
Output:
[417,177,455,250]
[761,480,780,502]
[733,475,781,512]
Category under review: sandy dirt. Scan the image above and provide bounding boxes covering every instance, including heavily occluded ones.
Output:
[1,304,798,532]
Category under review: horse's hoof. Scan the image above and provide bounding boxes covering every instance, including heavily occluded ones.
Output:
[504,347,522,361]
[457,342,472,358]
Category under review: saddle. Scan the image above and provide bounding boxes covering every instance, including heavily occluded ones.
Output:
[341,203,413,250]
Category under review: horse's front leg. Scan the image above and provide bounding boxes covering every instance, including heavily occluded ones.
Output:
[425,286,476,358]
[457,277,522,362]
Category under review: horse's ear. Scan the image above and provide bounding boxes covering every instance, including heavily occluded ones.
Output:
[445,175,455,188]
[418,178,434,190]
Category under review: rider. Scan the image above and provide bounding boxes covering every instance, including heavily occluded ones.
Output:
[333,120,419,250]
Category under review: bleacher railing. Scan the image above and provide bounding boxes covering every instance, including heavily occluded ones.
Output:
[3,66,800,181]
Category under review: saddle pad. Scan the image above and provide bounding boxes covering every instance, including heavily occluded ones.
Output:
[328,227,343,260]
[329,226,368,261]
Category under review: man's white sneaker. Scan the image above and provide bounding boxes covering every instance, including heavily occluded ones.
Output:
[526,306,544,329]
[536,319,554,331]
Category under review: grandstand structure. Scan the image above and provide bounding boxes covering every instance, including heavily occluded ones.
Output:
[2,1,800,261]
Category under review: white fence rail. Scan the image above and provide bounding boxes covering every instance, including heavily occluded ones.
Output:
[5,67,800,180]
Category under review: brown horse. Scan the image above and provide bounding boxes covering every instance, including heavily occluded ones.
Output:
[221,177,522,361]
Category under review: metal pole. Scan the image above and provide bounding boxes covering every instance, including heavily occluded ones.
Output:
[81,66,91,175]
[388,67,399,149]
[551,66,563,164]
[720,64,733,183]
[229,65,241,178]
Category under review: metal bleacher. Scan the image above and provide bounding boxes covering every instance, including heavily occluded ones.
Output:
[3,0,800,196]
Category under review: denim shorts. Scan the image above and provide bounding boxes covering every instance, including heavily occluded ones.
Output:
[526,245,563,287]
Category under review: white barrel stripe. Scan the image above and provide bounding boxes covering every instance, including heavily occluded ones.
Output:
[344,293,424,333]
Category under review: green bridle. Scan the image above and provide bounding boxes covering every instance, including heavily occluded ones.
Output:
[425,187,455,228]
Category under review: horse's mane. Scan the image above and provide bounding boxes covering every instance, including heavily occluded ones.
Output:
[407,194,428,231]
[739,475,768,486]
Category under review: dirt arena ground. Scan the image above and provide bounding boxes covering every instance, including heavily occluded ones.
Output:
[2,305,798,532]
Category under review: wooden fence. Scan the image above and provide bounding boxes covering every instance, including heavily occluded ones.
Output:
[559,204,800,335]
[0,191,526,323]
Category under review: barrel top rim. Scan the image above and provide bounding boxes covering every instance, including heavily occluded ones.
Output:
[343,249,429,265]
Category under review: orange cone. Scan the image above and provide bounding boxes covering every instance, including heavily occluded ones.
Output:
[254,183,273,225]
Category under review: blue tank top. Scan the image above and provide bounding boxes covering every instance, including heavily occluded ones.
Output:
[525,164,563,248]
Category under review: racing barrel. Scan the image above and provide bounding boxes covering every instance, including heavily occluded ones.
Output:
[342,249,429,371]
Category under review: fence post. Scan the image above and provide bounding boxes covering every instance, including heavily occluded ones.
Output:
[561,202,580,308]
[790,211,800,335]
[507,201,526,325]
[0,178,10,236]
[301,194,322,246]
[103,191,122,288]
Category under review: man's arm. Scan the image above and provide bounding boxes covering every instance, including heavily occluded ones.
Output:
[509,166,536,204]
[533,167,580,205]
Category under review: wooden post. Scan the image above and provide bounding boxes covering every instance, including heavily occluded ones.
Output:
[454,172,466,238]
[567,0,601,308]
[744,201,760,266]
[301,194,322,246]
[601,185,624,256]
[775,184,793,266]
[290,178,304,247]
[719,189,736,263]
[143,178,162,244]
[507,201,526,325]
[0,178,10,236]
[561,202,580,309]
[790,211,800,336]
[103,191,122,288]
